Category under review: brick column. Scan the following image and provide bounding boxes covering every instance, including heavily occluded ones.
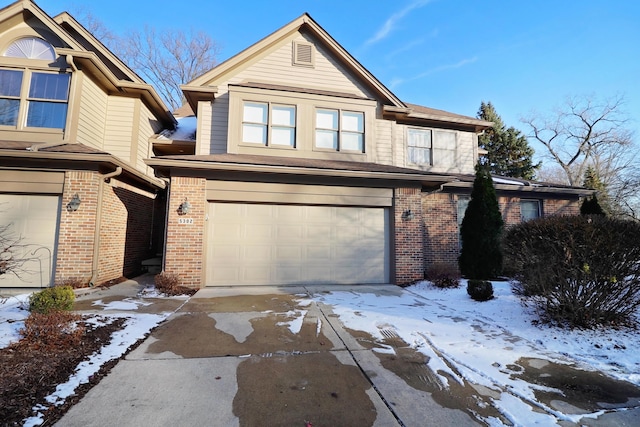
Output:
[394,187,424,285]
[55,171,100,283]
[422,192,459,269]
[164,176,206,288]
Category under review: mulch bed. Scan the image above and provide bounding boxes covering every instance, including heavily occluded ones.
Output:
[0,317,127,427]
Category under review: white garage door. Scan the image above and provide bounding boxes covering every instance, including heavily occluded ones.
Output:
[0,194,60,288]
[207,203,389,286]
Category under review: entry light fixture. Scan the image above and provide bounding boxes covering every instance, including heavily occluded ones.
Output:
[401,209,414,221]
[67,193,81,212]
[178,198,192,215]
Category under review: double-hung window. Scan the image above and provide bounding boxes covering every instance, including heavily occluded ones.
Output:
[315,109,364,152]
[242,102,296,147]
[0,70,70,129]
[407,128,432,164]
[407,128,457,167]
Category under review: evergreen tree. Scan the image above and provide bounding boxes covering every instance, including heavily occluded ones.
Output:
[477,102,539,180]
[580,195,606,216]
[582,166,609,215]
[459,163,504,279]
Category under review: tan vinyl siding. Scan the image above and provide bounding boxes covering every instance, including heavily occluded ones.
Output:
[76,74,107,150]
[210,96,229,154]
[394,122,407,167]
[456,131,476,174]
[375,118,393,165]
[104,97,135,162]
[136,104,159,173]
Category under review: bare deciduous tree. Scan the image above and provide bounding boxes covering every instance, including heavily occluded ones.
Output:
[118,27,221,110]
[0,223,27,278]
[72,8,220,111]
[522,94,639,219]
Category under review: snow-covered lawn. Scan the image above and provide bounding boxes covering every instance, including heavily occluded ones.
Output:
[312,280,640,425]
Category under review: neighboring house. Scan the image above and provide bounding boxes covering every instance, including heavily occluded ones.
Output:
[0,0,174,288]
[147,14,590,288]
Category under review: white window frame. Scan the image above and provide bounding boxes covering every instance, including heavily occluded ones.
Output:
[407,128,432,165]
[241,101,296,148]
[407,128,458,167]
[314,108,365,153]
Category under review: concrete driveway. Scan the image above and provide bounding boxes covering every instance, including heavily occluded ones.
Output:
[57,282,640,427]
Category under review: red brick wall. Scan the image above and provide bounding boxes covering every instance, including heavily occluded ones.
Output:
[422,192,460,270]
[499,196,521,226]
[56,171,159,286]
[544,198,580,216]
[394,187,424,285]
[97,180,155,283]
[164,176,206,288]
[55,171,100,283]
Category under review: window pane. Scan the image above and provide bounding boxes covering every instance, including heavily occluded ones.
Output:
[521,200,540,221]
[242,123,267,144]
[0,70,23,97]
[29,73,70,101]
[315,129,337,149]
[342,111,363,132]
[272,127,295,146]
[434,148,456,166]
[408,146,431,164]
[243,102,267,124]
[0,99,20,126]
[272,105,295,126]
[342,132,363,151]
[316,109,338,130]
[408,128,431,148]
[433,131,456,166]
[26,101,67,128]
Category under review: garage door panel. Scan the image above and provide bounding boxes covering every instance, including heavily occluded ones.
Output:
[207,204,389,286]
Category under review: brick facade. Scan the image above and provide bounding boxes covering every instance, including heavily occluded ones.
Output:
[55,171,159,286]
[422,192,460,270]
[163,176,206,288]
[394,187,424,285]
[544,198,580,216]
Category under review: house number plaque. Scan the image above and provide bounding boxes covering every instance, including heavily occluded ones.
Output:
[178,218,194,225]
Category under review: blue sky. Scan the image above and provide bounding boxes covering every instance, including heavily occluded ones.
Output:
[37,0,640,160]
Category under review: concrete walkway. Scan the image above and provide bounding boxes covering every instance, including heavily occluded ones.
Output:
[56,281,640,427]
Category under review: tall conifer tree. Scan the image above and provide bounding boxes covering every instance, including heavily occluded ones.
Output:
[459,163,504,279]
[477,102,539,180]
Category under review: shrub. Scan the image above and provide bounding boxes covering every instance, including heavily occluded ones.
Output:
[55,277,88,289]
[580,195,605,216]
[28,285,75,314]
[154,272,197,296]
[467,280,494,301]
[503,215,640,327]
[19,310,84,350]
[459,163,504,279]
[425,263,461,288]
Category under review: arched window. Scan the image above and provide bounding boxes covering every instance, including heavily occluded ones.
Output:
[4,37,56,61]
[0,38,69,130]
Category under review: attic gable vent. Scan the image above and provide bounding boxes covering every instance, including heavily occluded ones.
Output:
[292,41,314,67]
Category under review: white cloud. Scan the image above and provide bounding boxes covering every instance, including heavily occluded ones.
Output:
[390,56,479,89]
[365,0,433,46]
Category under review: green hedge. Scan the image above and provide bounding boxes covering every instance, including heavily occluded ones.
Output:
[503,215,640,327]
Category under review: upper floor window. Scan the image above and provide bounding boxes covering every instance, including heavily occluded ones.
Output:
[4,37,56,60]
[315,109,364,152]
[0,69,70,129]
[520,199,541,221]
[1,38,69,130]
[407,128,457,167]
[242,102,296,147]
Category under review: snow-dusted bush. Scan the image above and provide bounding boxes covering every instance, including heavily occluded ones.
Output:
[503,215,640,327]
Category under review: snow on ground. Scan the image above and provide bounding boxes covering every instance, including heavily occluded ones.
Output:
[312,280,640,426]
[0,289,184,427]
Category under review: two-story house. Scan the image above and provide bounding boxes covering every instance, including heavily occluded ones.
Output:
[0,0,174,288]
[147,14,590,288]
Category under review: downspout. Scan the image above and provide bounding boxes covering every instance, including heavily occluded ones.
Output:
[89,167,123,286]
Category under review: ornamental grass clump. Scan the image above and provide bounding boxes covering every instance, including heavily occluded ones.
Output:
[503,215,640,328]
